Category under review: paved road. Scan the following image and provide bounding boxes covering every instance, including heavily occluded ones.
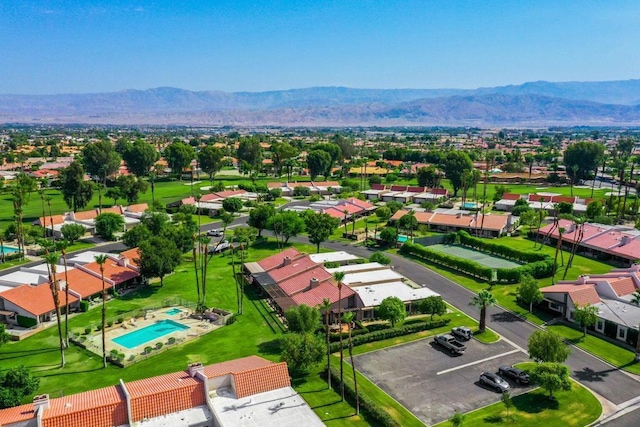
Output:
[598,407,640,426]
[319,241,640,408]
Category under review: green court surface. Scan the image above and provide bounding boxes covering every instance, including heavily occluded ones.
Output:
[428,244,522,269]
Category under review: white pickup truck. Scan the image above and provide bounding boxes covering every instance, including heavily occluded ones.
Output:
[434,334,467,354]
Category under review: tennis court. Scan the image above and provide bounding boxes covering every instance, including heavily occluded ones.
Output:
[429,244,522,269]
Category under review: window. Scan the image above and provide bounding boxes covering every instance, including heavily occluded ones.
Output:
[595,320,604,333]
[618,326,627,341]
[548,302,562,312]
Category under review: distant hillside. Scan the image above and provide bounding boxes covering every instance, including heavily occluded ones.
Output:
[1,80,640,126]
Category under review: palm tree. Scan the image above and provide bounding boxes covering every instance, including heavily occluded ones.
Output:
[0,228,5,264]
[342,311,360,415]
[44,252,65,367]
[95,254,108,368]
[469,290,497,333]
[333,270,346,401]
[321,298,332,390]
[343,209,349,235]
[59,240,71,346]
[552,227,565,285]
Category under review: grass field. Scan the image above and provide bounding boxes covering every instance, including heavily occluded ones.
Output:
[429,244,522,269]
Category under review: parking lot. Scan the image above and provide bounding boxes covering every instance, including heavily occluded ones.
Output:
[354,336,532,425]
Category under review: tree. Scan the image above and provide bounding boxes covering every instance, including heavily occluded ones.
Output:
[0,366,40,409]
[279,332,324,374]
[528,330,571,363]
[231,226,257,314]
[443,151,473,196]
[198,145,224,184]
[307,150,332,180]
[105,187,122,206]
[417,166,441,188]
[586,200,603,219]
[236,139,263,175]
[115,175,148,204]
[0,324,8,348]
[399,211,418,239]
[83,141,121,207]
[285,304,321,333]
[501,391,514,421]
[141,211,171,234]
[248,204,276,237]
[137,236,182,286]
[95,212,125,241]
[60,223,85,244]
[530,363,571,399]
[267,211,306,244]
[419,296,447,320]
[94,254,109,368]
[44,252,65,367]
[449,411,465,427]
[469,290,497,332]
[304,212,340,253]
[222,197,243,213]
[271,142,298,177]
[164,141,195,179]
[379,227,398,246]
[60,161,94,212]
[573,303,599,337]
[314,142,342,173]
[564,141,605,183]
[378,296,407,327]
[121,140,159,178]
[516,275,543,313]
[342,311,360,415]
[375,206,391,221]
[123,224,152,248]
[333,270,346,401]
[320,298,332,390]
[369,251,391,265]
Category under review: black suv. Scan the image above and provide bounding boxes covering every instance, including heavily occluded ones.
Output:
[498,366,530,385]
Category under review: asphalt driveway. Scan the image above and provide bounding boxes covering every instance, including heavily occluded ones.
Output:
[354,337,531,425]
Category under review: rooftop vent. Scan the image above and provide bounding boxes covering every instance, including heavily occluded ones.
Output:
[33,394,50,412]
[188,362,204,377]
[283,256,292,266]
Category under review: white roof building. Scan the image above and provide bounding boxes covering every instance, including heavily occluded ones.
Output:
[308,251,360,265]
[354,282,439,307]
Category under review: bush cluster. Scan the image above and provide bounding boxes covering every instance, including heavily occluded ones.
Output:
[329,367,400,427]
[400,242,493,280]
[328,319,449,352]
[16,315,37,328]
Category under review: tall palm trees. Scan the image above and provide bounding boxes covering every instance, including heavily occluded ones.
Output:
[95,254,108,368]
[44,252,65,367]
[321,298,332,390]
[333,270,346,401]
[552,227,565,285]
[342,311,360,415]
[469,290,497,333]
[59,241,71,346]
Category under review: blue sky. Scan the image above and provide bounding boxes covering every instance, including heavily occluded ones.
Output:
[2,1,640,94]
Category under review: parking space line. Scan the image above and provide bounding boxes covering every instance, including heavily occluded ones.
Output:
[436,349,521,375]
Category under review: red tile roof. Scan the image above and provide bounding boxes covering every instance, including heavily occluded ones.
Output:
[212,189,247,198]
[202,355,274,377]
[344,197,373,210]
[268,256,317,282]
[0,283,79,316]
[469,214,510,232]
[608,277,637,297]
[181,196,196,205]
[200,193,222,202]
[313,181,340,187]
[552,196,577,204]
[126,203,148,213]
[278,265,332,295]
[390,185,407,191]
[119,247,140,268]
[63,268,110,298]
[501,193,523,200]
[407,186,426,193]
[38,214,66,226]
[610,238,640,260]
[82,260,139,285]
[43,385,127,427]
[100,206,123,215]
[541,284,601,305]
[370,184,386,190]
[290,279,355,307]
[73,209,99,221]
[323,207,348,219]
[234,363,291,398]
[257,247,303,271]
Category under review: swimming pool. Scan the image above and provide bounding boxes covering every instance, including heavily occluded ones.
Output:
[112,320,189,349]
[0,246,18,255]
[397,235,409,243]
[165,308,182,316]
[462,202,478,209]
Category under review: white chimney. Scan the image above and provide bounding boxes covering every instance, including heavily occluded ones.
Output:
[621,235,630,246]
[283,256,292,266]
[188,362,204,377]
[118,254,128,267]
[33,394,50,412]
[310,278,319,288]
[577,275,590,285]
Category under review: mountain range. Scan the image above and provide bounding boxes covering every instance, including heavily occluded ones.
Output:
[2,80,640,126]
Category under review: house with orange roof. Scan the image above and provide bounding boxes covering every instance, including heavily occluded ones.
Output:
[0,356,323,427]
[0,282,79,325]
[390,209,511,238]
[541,265,640,344]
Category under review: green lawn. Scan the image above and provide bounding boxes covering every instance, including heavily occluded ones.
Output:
[547,324,640,375]
[436,378,601,427]
[0,258,29,271]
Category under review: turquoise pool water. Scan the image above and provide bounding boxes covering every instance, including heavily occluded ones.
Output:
[165,308,182,315]
[113,320,189,349]
[462,202,478,209]
[397,235,409,243]
[1,246,18,255]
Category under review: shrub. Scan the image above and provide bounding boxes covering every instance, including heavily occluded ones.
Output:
[369,252,391,265]
[324,261,340,269]
[107,320,113,328]
[167,337,176,345]
[117,317,124,324]
[155,342,163,350]
[144,346,153,355]
[84,327,91,335]
[96,324,103,331]
[293,186,311,197]
[309,194,322,202]
[16,315,37,328]
[226,314,237,325]
[128,355,136,362]
[79,300,89,312]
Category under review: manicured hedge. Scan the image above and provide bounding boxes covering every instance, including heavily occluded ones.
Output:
[400,242,493,280]
[79,300,89,312]
[329,366,400,427]
[329,318,449,352]
[17,315,37,328]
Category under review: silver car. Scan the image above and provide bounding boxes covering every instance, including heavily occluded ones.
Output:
[479,372,510,393]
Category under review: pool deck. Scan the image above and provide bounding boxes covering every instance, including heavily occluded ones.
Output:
[84,306,220,358]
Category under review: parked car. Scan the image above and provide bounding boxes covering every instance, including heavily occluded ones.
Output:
[479,372,510,393]
[498,366,530,384]
[451,326,473,340]
[434,334,467,354]
[207,229,223,237]
[208,241,230,253]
